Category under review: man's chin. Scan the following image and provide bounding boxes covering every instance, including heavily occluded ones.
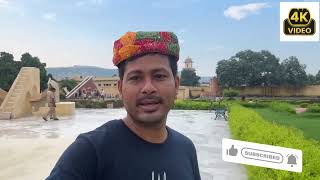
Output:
[133,113,166,127]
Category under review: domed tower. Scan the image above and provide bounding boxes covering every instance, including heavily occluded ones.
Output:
[184,57,195,71]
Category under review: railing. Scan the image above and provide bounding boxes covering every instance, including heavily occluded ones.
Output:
[66,76,93,99]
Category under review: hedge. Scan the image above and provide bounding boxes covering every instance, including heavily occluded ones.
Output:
[229,105,320,179]
[307,104,320,113]
[75,100,123,108]
[300,103,309,108]
[173,100,227,110]
[223,89,240,97]
[267,102,296,114]
[240,102,268,108]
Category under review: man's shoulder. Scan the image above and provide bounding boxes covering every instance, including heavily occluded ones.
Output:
[168,127,195,148]
[78,119,123,146]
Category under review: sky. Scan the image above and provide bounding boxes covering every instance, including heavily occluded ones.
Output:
[0,0,320,76]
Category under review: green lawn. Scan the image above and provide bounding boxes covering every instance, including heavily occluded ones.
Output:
[254,108,320,141]
[230,105,320,179]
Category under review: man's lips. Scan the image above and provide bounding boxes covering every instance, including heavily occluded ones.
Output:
[138,102,161,112]
[137,96,162,112]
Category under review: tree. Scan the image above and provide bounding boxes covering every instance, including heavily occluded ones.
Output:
[47,73,57,81]
[59,79,78,93]
[258,50,282,86]
[20,53,49,91]
[280,56,307,86]
[0,51,51,92]
[216,50,281,87]
[180,69,200,86]
[216,59,240,87]
[306,74,317,85]
[0,52,20,91]
[316,70,320,84]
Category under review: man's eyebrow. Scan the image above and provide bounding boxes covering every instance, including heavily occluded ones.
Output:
[126,70,143,77]
[151,68,170,74]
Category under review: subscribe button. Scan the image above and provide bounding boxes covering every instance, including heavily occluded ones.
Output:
[222,138,302,173]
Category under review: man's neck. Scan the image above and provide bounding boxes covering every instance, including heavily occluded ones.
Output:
[122,116,168,144]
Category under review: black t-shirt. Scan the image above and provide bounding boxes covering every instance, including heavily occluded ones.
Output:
[46,119,201,180]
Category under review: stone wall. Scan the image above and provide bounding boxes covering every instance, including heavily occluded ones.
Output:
[177,85,211,99]
[92,77,119,98]
[236,85,320,97]
[177,86,190,99]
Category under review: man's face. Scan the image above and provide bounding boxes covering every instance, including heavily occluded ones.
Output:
[118,54,180,126]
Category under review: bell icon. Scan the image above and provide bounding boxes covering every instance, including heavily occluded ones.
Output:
[287,154,297,167]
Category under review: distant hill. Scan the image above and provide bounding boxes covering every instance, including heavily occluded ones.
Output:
[46,65,118,80]
[47,65,212,83]
[199,76,212,84]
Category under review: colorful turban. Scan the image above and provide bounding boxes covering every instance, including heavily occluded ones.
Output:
[112,31,180,66]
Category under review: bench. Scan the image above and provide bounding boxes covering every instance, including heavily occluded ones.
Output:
[214,108,228,121]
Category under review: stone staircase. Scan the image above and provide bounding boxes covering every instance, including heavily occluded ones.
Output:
[0,68,38,119]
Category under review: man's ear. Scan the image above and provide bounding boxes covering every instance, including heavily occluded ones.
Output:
[117,80,122,99]
[174,76,180,96]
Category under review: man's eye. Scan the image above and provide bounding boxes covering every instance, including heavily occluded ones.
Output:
[154,74,167,80]
[129,76,140,81]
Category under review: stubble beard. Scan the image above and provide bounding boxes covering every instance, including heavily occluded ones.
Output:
[127,110,168,129]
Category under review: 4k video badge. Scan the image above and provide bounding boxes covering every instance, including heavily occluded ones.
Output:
[284,8,315,35]
[280,2,319,42]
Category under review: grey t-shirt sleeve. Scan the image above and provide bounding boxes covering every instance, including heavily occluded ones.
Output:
[46,135,97,180]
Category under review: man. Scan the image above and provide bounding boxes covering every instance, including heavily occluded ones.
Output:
[46,31,201,180]
[43,87,59,121]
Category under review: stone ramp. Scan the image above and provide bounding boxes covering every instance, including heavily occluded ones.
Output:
[0,67,40,119]
[0,88,7,106]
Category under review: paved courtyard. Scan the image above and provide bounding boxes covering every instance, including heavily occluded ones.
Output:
[0,108,247,180]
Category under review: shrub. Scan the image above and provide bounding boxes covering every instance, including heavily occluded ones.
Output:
[74,100,124,108]
[173,100,227,110]
[240,102,267,108]
[268,102,295,114]
[288,100,311,105]
[229,105,320,179]
[223,89,239,97]
[300,103,309,108]
[307,104,320,113]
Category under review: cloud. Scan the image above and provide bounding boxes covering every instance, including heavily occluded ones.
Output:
[224,3,270,20]
[75,0,103,7]
[0,0,9,8]
[42,13,57,21]
[0,0,25,16]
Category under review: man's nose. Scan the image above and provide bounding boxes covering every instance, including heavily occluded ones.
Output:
[141,78,157,94]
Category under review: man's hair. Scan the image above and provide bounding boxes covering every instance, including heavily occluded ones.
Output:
[117,53,178,80]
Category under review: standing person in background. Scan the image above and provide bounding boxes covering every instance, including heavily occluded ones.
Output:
[43,87,59,121]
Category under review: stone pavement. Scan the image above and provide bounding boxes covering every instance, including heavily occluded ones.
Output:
[0,109,247,180]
